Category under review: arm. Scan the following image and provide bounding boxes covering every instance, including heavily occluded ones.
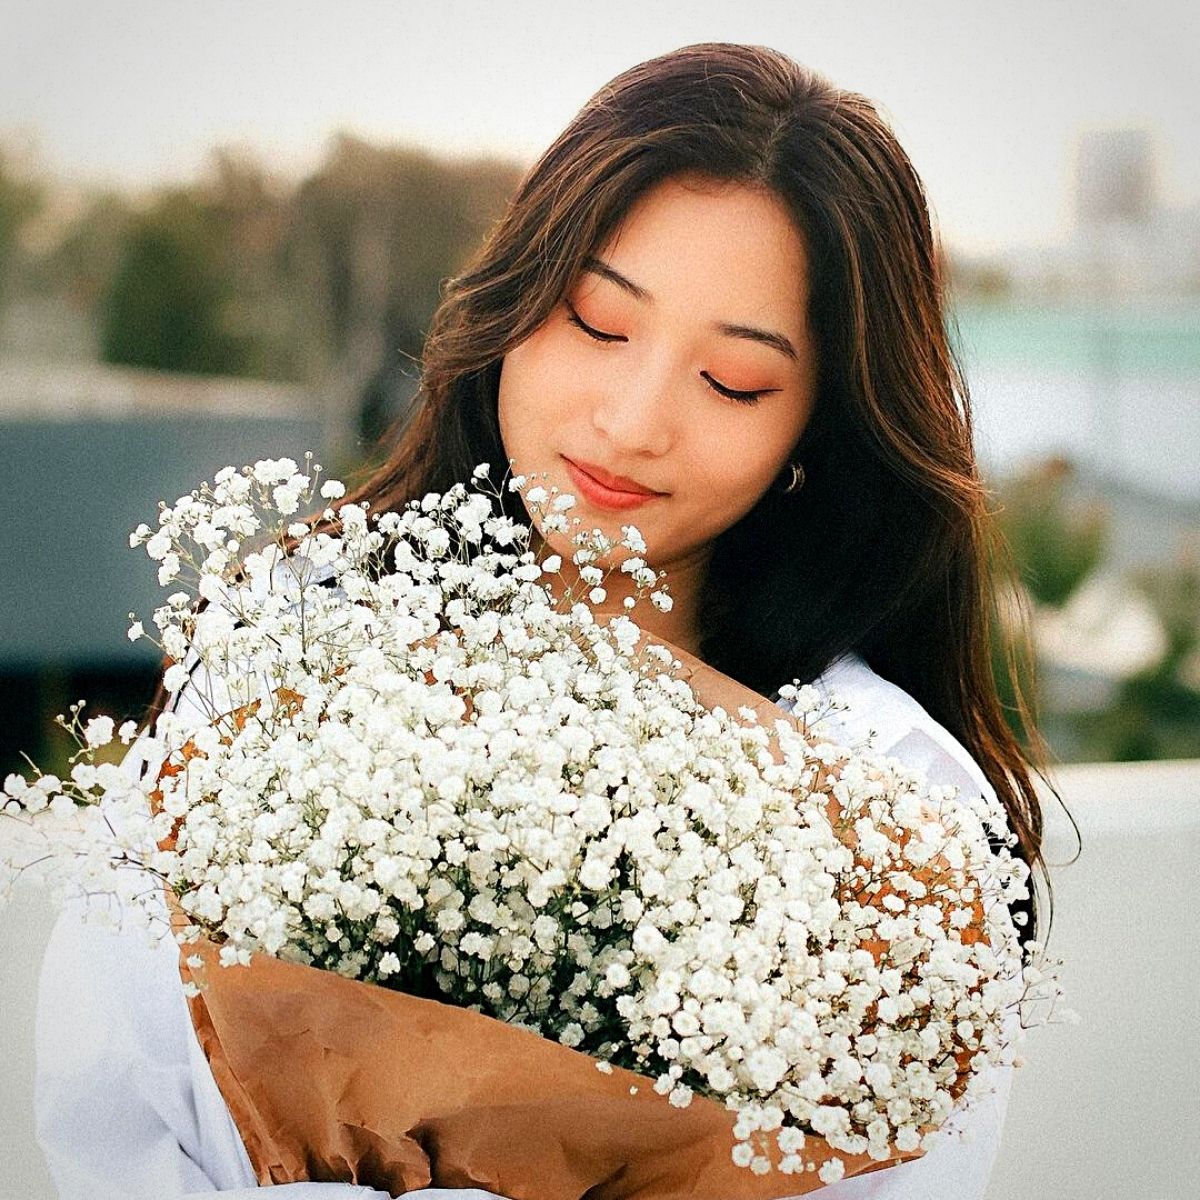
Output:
[796,726,1019,1200]
[34,651,513,1199]
[32,653,395,1199]
[629,645,1017,1197]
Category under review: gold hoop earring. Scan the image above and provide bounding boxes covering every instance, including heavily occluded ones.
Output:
[776,461,805,494]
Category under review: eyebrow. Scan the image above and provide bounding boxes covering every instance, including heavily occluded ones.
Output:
[581,254,800,363]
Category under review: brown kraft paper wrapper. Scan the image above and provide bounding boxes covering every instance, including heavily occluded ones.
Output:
[171,632,927,1197]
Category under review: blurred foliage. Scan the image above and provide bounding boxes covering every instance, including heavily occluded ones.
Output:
[101,190,254,375]
[1135,549,1200,663]
[36,190,132,311]
[1066,552,1200,761]
[0,144,44,305]
[989,457,1200,762]
[287,135,524,443]
[1,134,522,411]
[291,135,520,363]
[993,455,1110,607]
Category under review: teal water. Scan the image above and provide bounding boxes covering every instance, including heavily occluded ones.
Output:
[949,299,1200,376]
[940,299,1199,502]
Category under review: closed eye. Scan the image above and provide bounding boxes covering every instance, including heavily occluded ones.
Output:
[565,303,625,344]
[699,372,780,406]
[564,301,780,407]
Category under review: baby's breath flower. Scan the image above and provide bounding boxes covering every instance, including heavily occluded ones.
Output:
[252,457,298,486]
[162,663,189,693]
[818,1157,846,1184]
[145,530,171,561]
[0,457,1058,1187]
[83,716,115,749]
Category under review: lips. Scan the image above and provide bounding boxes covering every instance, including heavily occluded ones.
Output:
[563,457,665,497]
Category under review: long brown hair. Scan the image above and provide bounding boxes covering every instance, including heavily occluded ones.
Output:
[150,43,1065,952]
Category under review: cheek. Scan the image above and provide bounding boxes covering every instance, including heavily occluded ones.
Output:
[499,325,599,473]
[687,417,794,503]
[497,346,539,454]
[499,330,561,419]
[498,339,566,479]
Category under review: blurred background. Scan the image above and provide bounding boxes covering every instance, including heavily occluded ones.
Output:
[1,4,1198,1199]
[1,1,1197,775]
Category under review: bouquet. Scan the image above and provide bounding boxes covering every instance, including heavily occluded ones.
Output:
[1,455,1066,1197]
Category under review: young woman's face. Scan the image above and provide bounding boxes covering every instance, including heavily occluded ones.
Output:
[498,172,817,577]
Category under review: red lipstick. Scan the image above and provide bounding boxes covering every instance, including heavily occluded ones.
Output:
[562,457,666,511]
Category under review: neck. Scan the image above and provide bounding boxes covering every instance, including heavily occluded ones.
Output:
[528,526,709,660]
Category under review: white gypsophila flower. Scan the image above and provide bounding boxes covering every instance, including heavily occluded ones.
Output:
[145,529,172,561]
[83,716,115,749]
[158,552,182,587]
[253,457,298,486]
[273,485,302,515]
[162,663,189,693]
[0,456,1064,1185]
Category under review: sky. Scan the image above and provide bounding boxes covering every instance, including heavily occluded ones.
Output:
[1,0,1197,256]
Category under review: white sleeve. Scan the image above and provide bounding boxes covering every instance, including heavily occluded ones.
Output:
[32,657,391,1199]
[34,886,396,1199]
[34,655,514,1199]
[35,903,514,1199]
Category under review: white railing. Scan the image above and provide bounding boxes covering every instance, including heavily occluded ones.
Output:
[3,760,1198,1198]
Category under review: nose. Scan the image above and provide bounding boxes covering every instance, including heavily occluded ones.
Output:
[589,353,675,459]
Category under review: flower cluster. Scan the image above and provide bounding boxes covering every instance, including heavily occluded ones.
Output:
[1,455,1068,1184]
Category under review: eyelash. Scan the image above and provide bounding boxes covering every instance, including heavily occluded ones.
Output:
[565,304,773,407]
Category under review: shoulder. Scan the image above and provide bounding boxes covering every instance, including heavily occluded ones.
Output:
[778,651,996,804]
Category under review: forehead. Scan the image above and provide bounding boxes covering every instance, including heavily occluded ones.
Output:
[586,174,810,321]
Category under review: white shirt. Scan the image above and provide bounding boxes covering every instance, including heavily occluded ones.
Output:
[34,649,1016,1199]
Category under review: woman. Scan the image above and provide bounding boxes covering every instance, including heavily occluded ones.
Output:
[36,41,1059,1199]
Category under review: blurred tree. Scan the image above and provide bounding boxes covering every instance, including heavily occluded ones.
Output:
[1135,548,1200,665]
[994,456,1109,608]
[100,189,252,376]
[0,143,44,308]
[285,134,522,453]
[988,460,1200,763]
[37,190,132,313]
[10,132,522,441]
[200,147,303,380]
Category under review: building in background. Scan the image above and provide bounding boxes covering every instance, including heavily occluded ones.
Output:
[0,358,327,775]
[982,126,1200,299]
